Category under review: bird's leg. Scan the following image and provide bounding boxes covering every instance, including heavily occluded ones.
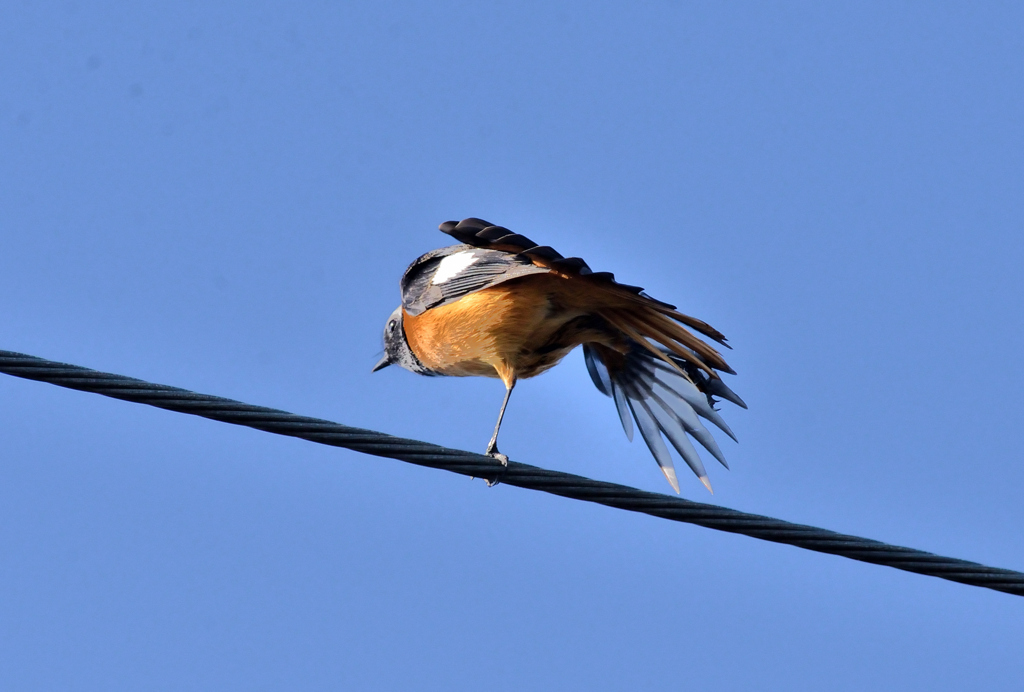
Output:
[485,378,515,466]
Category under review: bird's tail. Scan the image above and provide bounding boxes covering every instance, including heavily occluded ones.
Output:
[596,300,734,377]
[583,342,746,493]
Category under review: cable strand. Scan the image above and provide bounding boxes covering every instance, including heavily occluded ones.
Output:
[1,348,1021,597]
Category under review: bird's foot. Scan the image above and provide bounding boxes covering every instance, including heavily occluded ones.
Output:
[484,447,509,487]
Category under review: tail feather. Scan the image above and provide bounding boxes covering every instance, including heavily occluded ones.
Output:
[625,393,683,494]
[610,310,713,375]
[657,307,730,348]
[598,304,734,378]
[642,387,713,491]
[588,278,731,347]
[600,312,691,377]
[612,382,635,442]
[706,376,747,409]
[650,381,730,469]
[584,346,634,440]
[584,342,743,493]
[583,344,613,396]
[649,358,739,442]
[613,308,733,375]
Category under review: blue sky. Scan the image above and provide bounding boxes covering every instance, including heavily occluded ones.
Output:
[2,2,1022,689]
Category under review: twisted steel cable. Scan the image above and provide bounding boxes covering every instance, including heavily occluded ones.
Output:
[1,348,1021,597]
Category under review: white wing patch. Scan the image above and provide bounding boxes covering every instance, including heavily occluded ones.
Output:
[431,250,480,285]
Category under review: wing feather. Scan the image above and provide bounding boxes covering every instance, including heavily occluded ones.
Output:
[585,343,741,492]
[424,219,745,492]
[611,382,635,442]
[400,245,548,315]
[625,393,681,494]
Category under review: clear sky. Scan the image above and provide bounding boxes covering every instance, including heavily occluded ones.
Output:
[2,2,1022,689]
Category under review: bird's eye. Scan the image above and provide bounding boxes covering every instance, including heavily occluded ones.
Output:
[387,320,396,334]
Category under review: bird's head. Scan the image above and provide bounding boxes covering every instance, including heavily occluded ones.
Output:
[372,307,433,375]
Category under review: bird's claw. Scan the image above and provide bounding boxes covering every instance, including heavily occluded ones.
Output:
[485,450,509,487]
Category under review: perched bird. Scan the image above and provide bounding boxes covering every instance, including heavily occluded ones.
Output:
[373,218,746,493]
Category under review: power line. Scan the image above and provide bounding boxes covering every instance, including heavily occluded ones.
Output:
[1,348,1021,597]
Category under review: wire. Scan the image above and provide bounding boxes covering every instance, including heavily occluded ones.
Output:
[1,348,1021,597]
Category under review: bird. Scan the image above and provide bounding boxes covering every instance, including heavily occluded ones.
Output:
[372,218,746,493]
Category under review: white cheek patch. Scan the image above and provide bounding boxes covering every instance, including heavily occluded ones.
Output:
[431,250,480,285]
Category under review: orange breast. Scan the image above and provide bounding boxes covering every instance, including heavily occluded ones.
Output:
[402,275,601,386]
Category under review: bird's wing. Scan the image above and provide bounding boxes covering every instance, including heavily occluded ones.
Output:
[440,217,654,299]
[440,218,747,493]
[584,342,746,494]
[440,217,734,375]
[400,243,550,316]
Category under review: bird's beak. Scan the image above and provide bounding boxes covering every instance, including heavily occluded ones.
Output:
[371,354,392,372]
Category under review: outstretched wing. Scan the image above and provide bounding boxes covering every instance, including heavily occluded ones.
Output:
[584,342,746,494]
[440,218,732,354]
[404,215,669,317]
[440,217,658,299]
[437,218,745,493]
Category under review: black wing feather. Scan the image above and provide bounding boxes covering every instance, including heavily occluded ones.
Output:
[583,343,744,492]
[400,244,548,316]
[438,218,675,309]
